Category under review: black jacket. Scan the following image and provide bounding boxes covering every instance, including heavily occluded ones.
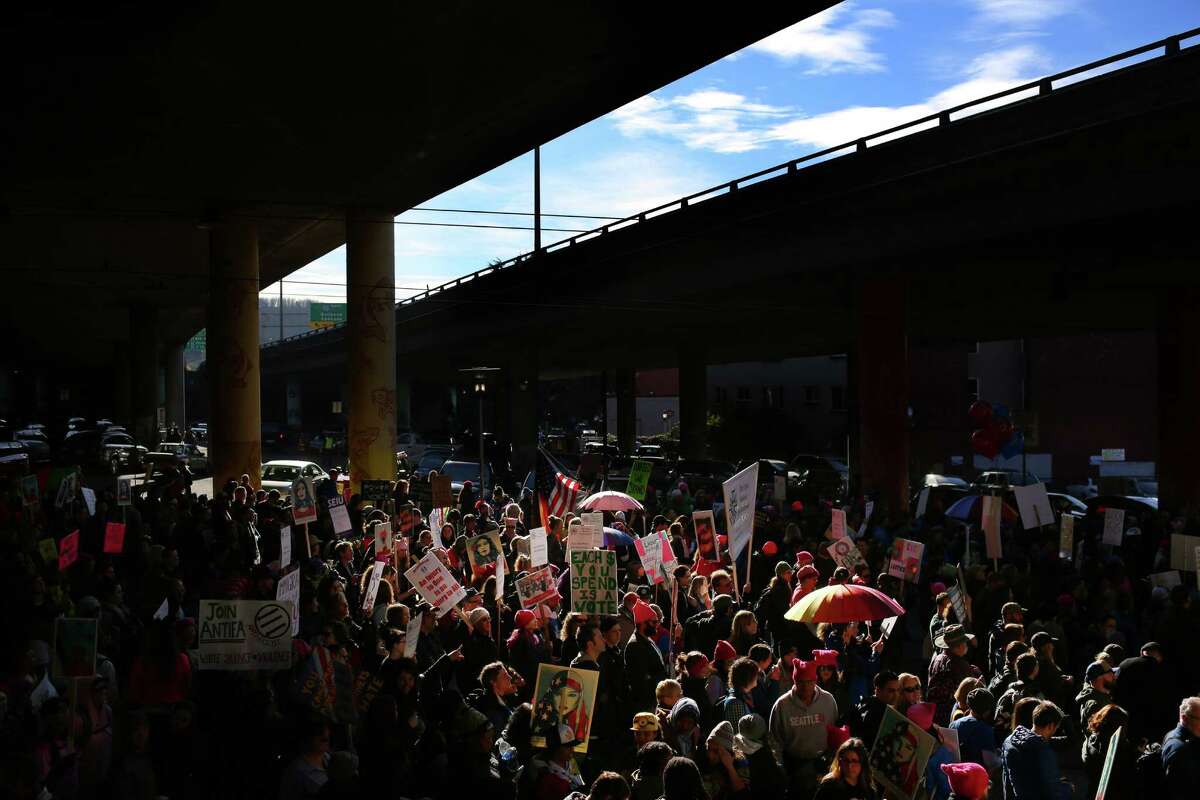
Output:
[624,632,666,712]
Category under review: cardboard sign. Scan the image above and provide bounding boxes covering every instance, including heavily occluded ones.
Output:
[21,474,40,508]
[827,537,867,574]
[517,566,559,608]
[361,562,384,614]
[869,705,937,800]
[53,617,98,679]
[403,612,422,658]
[58,530,80,571]
[1169,533,1200,572]
[915,487,930,519]
[1059,515,1074,560]
[982,495,1002,560]
[280,525,292,569]
[328,497,352,535]
[530,664,600,754]
[692,509,722,562]
[361,480,391,503]
[1012,483,1054,530]
[830,508,847,540]
[887,538,924,583]
[530,529,549,568]
[466,531,503,576]
[291,478,318,525]
[722,462,758,560]
[276,568,301,637]
[116,476,132,506]
[1102,507,1125,547]
[81,487,96,517]
[197,599,294,671]
[103,522,126,554]
[431,475,453,509]
[38,538,57,562]
[570,549,618,614]
[405,551,467,616]
[626,460,652,502]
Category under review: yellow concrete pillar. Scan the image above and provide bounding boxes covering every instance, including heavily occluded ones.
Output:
[208,220,262,490]
[346,210,396,493]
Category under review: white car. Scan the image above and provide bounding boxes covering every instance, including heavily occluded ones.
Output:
[261,460,329,498]
[160,442,208,473]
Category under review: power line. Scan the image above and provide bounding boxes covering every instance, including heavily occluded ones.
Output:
[410,206,621,221]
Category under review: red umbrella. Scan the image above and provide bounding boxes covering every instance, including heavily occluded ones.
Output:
[784,583,906,623]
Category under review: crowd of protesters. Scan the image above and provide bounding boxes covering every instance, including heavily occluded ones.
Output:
[1,457,1198,800]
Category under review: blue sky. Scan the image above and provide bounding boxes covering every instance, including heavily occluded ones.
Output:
[268,0,1198,305]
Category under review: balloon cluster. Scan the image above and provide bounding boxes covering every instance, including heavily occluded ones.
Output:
[968,401,1024,459]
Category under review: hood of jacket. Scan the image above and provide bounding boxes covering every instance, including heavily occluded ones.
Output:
[669,697,700,727]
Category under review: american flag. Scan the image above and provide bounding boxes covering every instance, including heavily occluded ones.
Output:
[537,450,580,528]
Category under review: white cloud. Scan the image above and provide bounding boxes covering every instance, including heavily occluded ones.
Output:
[972,0,1078,26]
[611,89,790,154]
[749,4,896,74]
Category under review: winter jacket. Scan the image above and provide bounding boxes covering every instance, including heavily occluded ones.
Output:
[1000,726,1071,800]
[1073,684,1111,730]
[846,696,889,749]
[811,776,877,800]
[994,680,1043,734]
[927,652,981,726]
[1162,723,1200,800]
[1081,728,1138,799]
[625,632,667,712]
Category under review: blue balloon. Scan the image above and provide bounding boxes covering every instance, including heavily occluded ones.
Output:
[1000,430,1024,459]
[992,403,1010,420]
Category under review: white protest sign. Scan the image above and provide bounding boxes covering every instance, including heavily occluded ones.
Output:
[915,487,930,519]
[280,526,292,569]
[637,532,663,584]
[328,497,352,536]
[81,487,96,517]
[374,522,393,557]
[880,616,898,638]
[361,561,383,614]
[403,612,422,658]
[888,538,925,583]
[197,599,294,671]
[982,495,1003,560]
[153,597,170,621]
[516,566,559,608]
[404,551,467,616]
[937,725,961,762]
[830,508,847,539]
[1102,507,1125,547]
[530,529,548,567]
[1059,515,1074,560]
[1149,571,1181,589]
[1012,483,1054,530]
[722,462,759,560]
[579,513,605,550]
[55,471,78,509]
[826,537,867,573]
[276,568,301,637]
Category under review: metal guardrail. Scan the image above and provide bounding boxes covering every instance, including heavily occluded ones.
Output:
[263,27,1199,350]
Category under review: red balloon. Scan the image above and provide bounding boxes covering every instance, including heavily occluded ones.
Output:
[968,400,993,425]
[971,429,1000,459]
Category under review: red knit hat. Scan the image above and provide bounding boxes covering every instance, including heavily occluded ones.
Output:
[795,551,814,565]
[906,701,936,731]
[941,763,988,800]
[826,724,851,751]
[514,609,536,629]
[713,639,737,663]
[632,600,657,625]
[812,649,839,667]
[795,564,820,582]
[792,659,817,682]
[687,654,713,679]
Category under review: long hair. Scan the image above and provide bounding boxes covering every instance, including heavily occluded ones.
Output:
[729,610,757,653]
[826,737,873,787]
[1088,703,1128,737]
[662,756,709,800]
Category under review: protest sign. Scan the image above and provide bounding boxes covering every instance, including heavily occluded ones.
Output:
[1149,571,1181,589]
[636,530,676,585]
[373,522,393,557]
[530,529,548,567]
[830,508,847,540]
[103,522,125,555]
[81,487,96,517]
[153,598,170,620]
[361,562,383,614]
[21,474,40,508]
[38,538,57,562]
[693,509,721,562]
[1169,533,1200,572]
[1094,726,1122,800]
[279,525,292,569]
[276,568,301,636]
[530,664,600,754]
[403,612,422,658]
[431,475,453,508]
[405,551,467,615]
[361,480,391,503]
[466,531,503,576]
[53,617,98,679]
[517,566,559,608]
[915,488,930,519]
[1012,482,1054,529]
[58,530,80,571]
[291,478,318,525]
[626,460,652,502]
[869,705,937,800]
[880,616,899,639]
[197,599,294,671]
[570,549,618,614]
[1102,507,1125,547]
[55,470,78,509]
[579,513,605,549]
[947,584,969,625]
[936,725,961,762]
[982,495,1002,560]
[721,463,758,560]
[328,497,352,535]
[826,537,867,574]
[1059,515,1075,560]
[116,476,132,506]
[888,538,924,583]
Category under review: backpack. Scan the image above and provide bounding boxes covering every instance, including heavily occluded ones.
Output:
[1137,742,1166,794]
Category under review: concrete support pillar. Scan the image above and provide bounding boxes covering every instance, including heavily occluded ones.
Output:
[346,210,396,492]
[129,307,160,445]
[679,351,707,459]
[208,220,262,490]
[165,344,186,431]
[1158,288,1200,514]
[616,368,636,456]
[857,277,910,514]
[509,360,538,480]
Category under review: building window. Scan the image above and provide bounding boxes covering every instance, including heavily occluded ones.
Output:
[736,386,751,404]
[830,386,846,411]
[762,385,784,409]
[966,378,979,403]
[804,385,819,406]
[714,386,728,404]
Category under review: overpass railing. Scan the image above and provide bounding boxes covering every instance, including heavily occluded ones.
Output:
[263,27,1199,350]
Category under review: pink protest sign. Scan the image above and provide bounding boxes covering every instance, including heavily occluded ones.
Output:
[104,522,126,554]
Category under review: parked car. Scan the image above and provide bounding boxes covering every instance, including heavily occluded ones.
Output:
[0,441,32,476]
[413,446,455,479]
[160,442,209,473]
[671,458,736,497]
[790,454,849,499]
[922,473,970,489]
[261,460,330,498]
[13,428,51,464]
[1048,491,1088,518]
[634,443,664,459]
[438,460,491,494]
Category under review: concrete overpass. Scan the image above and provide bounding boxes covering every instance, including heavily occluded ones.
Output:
[0,4,837,485]
[259,31,1200,511]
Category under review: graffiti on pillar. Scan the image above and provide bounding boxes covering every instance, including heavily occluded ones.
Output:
[361,277,394,344]
[350,426,380,476]
[224,341,253,390]
[352,351,375,374]
[371,388,395,423]
[216,439,263,490]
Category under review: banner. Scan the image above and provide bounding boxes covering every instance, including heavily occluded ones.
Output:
[432,475,453,509]
[1012,483,1054,530]
[405,551,467,616]
[692,509,722,562]
[869,705,937,800]
[197,599,294,671]
[517,566,559,608]
[570,549,618,614]
[888,538,924,583]
[982,495,1002,560]
[291,478,318,525]
[276,568,301,636]
[116,476,132,506]
[466,531,503,576]
[58,530,80,571]
[722,462,758,560]
[1102,507,1125,547]
[530,664,600,754]
[328,497,352,535]
[827,537,867,574]
[626,460,652,502]
[530,529,549,567]
[103,522,126,555]
[1059,515,1074,560]
[52,617,98,679]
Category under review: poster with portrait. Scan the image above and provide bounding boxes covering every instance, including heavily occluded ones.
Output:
[530,664,600,754]
[466,531,503,576]
[887,538,924,583]
[21,474,40,509]
[291,478,318,526]
[692,509,721,562]
[869,705,937,800]
[116,476,132,507]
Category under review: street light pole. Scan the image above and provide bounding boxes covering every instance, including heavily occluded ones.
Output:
[476,379,486,496]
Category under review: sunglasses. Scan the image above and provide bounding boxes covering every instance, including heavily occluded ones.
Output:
[902,686,921,692]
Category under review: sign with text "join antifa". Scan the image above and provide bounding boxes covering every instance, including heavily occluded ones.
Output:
[197,599,294,671]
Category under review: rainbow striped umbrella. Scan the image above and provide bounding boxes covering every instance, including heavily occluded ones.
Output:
[784,583,906,623]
